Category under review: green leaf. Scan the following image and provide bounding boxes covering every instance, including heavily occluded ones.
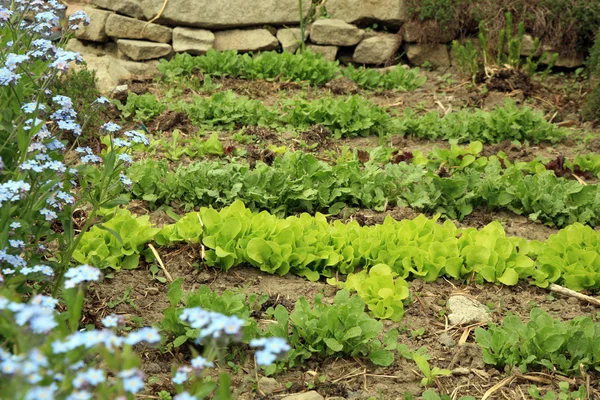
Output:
[324,338,343,352]
[342,326,362,341]
[173,335,188,347]
[368,349,394,366]
[498,268,519,285]
[168,279,185,307]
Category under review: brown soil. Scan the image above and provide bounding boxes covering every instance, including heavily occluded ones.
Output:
[94,65,600,399]
[83,251,600,399]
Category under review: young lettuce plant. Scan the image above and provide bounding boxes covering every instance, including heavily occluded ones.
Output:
[328,264,410,322]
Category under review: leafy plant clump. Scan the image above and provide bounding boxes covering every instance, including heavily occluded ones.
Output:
[266,290,398,369]
[128,145,600,229]
[50,65,105,141]
[343,64,427,91]
[398,99,567,144]
[73,209,160,270]
[160,280,265,347]
[158,49,426,90]
[475,308,600,375]
[178,91,276,129]
[328,264,410,321]
[114,92,166,123]
[281,95,397,138]
[583,31,600,122]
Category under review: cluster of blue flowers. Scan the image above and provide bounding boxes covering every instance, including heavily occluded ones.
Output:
[179,307,246,342]
[0,264,164,398]
[250,337,292,366]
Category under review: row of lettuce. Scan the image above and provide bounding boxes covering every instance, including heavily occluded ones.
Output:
[158,49,426,90]
[119,89,568,143]
[128,145,600,228]
[77,200,600,293]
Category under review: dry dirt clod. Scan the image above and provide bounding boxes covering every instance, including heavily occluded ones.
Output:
[447,295,491,325]
[438,332,457,348]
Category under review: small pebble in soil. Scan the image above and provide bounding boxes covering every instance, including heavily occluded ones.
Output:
[447,295,491,325]
[281,391,324,400]
[451,367,470,375]
[144,362,162,374]
[258,377,281,395]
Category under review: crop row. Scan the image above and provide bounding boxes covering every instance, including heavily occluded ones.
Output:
[77,201,600,292]
[128,149,600,228]
[158,50,427,90]
[118,90,568,143]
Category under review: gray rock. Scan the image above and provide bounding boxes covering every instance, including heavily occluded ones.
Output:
[447,295,491,325]
[305,44,339,62]
[105,14,172,43]
[213,29,279,53]
[117,39,172,61]
[327,0,409,25]
[277,28,305,53]
[353,34,400,64]
[172,27,215,55]
[75,7,112,43]
[541,48,585,68]
[310,19,364,46]
[258,377,281,395]
[520,34,538,56]
[77,54,160,94]
[91,0,146,20]
[281,391,324,400]
[140,0,311,29]
[405,43,450,69]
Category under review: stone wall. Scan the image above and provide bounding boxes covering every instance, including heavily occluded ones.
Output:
[69,0,584,92]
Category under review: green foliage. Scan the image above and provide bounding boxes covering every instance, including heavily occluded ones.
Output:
[246,51,340,86]
[266,290,397,368]
[588,31,600,77]
[452,15,556,80]
[160,50,339,86]
[178,91,275,129]
[583,32,600,122]
[158,49,427,89]
[50,65,104,140]
[160,280,265,347]
[147,131,224,161]
[533,224,600,291]
[128,146,600,230]
[582,83,600,122]
[528,383,587,400]
[127,150,426,213]
[167,90,566,143]
[328,264,410,321]
[343,65,427,91]
[73,209,159,270]
[398,99,567,144]
[115,92,166,123]
[414,0,456,28]
[475,308,600,375]
[154,201,540,286]
[281,95,396,138]
[412,352,451,387]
